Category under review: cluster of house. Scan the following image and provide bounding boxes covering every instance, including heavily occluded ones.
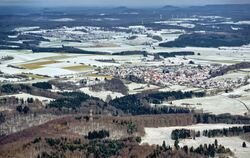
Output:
[99,65,246,89]
[39,26,123,41]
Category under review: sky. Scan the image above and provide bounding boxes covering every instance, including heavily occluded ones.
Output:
[0,0,250,7]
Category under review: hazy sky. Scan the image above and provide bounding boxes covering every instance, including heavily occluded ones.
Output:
[1,0,250,7]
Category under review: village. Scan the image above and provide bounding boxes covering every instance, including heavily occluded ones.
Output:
[99,64,248,90]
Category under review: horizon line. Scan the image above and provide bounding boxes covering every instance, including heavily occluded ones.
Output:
[0,3,250,8]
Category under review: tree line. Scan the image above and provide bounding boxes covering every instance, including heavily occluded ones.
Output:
[171,125,250,140]
[85,130,110,140]
[32,82,52,90]
[194,114,250,124]
[203,126,250,138]
[147,139,232,158]
[109,91,205,115]
[145,91,205,104]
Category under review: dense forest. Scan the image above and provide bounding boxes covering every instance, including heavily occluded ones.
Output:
[0,83,206,116]
[49,92,100,110]
[159,33,250,48]
[90,78,129,95]
[145,91,205,104]
[37,137,126,158]
[32,82,52,90]
[109,91,204,115]
[0,84,31,94]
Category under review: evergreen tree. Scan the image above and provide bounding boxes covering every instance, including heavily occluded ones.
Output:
[23,106,30,114]
[190,146,194,153]
[162,141,166,149]
[242,142,247,148]
[183,145,188,153]
[215,139,218,148]
[0,112,5,123]
[174,139,180,150]
[16,105,23,113]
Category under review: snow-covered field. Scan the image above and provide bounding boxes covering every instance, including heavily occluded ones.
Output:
[28,67,76,77]
[80,87,124,101]
[167,82,250,116]
[0,93,54,102]
[210,72,250,81]
[222,20,250,25]
[0,50,119,77]
[181,136,249,158]
[155,20,195,28]
[78,45,250,66]
[141,124,249,158]
[0,77,22,82]
[172,95,248,115]
[126,82,159,94]
[142,124,246,145]
[49,18,75,22]
[222,83,250,112]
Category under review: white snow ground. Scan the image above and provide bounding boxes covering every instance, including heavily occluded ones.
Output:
[141,124,249,158]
